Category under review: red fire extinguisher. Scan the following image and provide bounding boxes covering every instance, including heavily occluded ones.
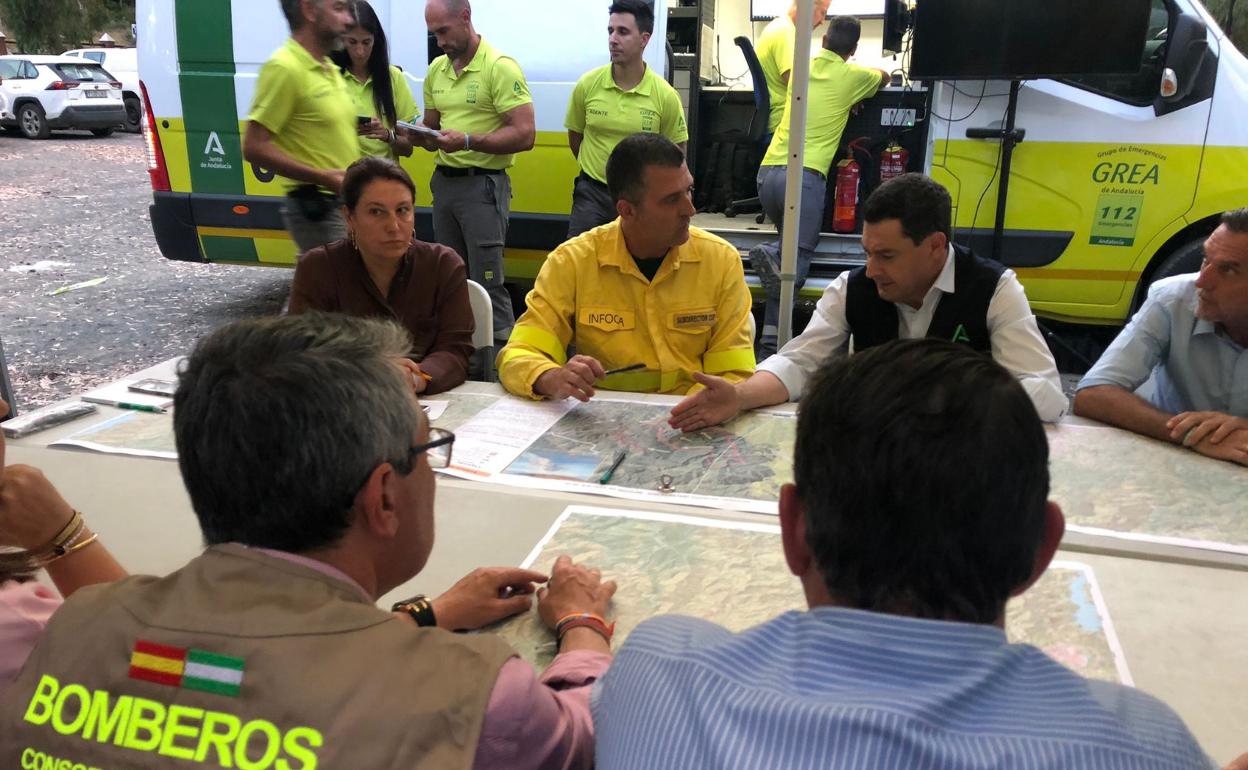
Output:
[833,138,870,233]
[879,143,910,184]
[832,159,860,233]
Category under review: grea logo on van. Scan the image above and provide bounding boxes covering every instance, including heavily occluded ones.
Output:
[22,674,323,770]
[1091,145,1167,188]
[1091,161,1159,185]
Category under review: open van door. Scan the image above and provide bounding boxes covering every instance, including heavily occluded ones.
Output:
[929,0,1216,324]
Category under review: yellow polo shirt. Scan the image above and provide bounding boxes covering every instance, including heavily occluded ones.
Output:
[755,16,796,134]
[423,37,532,170]
[565,64,688,183]
[343,65,419,159]
[497,221,756,398]
[762,50,883,174]
[248,38,360,193]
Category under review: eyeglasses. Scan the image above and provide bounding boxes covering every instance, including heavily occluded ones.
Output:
[409,428,455,469]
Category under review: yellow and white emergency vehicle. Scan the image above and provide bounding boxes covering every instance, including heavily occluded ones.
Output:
[136,0,667,285]
[927,0,1248,324]
[137,0,1247,326]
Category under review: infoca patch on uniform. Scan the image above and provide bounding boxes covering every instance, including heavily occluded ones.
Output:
[129,640,245,697]
[579,307,635,330]
[671,310,716,328]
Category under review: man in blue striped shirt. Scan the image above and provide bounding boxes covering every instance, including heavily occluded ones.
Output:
[593,338,1213,770]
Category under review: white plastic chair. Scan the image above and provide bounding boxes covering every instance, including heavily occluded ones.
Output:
[465,280,495,381]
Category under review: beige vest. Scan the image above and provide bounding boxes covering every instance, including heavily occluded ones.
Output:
[0,544,514,770]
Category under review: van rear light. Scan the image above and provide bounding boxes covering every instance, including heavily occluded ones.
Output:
[140,80,171,192]
[47,81,80,90]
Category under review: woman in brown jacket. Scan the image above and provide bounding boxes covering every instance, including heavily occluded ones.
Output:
[290,157,475,394]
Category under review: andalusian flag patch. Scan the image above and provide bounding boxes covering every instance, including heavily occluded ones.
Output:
[128,640,244,697]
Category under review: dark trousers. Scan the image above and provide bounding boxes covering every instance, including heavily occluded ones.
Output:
[281,192,347,259]
[567,173,617,239]
[430,169,516,343]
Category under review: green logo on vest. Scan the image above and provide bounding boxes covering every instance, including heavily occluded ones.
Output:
[952,324,971,344]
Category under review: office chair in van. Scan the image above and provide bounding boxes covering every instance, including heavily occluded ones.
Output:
[723,36,772,224]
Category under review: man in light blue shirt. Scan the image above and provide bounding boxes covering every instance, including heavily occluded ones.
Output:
[594,339,1212,770]
[1075,209,1248,466]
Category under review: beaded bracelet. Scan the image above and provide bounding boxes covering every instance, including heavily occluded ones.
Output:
[555,612,614,645]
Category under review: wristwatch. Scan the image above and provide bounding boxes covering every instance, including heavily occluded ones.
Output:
[391,594,438,627]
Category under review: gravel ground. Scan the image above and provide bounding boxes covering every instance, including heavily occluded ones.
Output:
[0,131,289,414]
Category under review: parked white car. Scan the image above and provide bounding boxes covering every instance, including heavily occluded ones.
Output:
[62,47,141,132]
[0,55,127,139]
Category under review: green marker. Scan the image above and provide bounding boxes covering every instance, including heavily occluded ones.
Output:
[116,402,167,414]
[598,450,627,484]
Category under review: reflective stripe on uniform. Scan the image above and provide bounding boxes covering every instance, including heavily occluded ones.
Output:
[508,326,568,364]
[602,369,679,392]
[498,346,551,369]
[704,347,756,375]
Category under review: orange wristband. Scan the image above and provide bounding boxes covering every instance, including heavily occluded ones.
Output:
[555,612,614,645]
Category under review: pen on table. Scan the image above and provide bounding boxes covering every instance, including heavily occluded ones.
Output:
[116,402,168,414]
[602,363,645,378]
[599,449,627,485]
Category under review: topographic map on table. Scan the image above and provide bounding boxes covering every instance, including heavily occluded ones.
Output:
[502,399,795,512]
[43,389,502,463]
[51,411,177,460]
[435,393,795,513]
[1047,423,1248,555]
[493,507,1131,684]
[430,391,502,432]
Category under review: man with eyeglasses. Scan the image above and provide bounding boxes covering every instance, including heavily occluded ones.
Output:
[0,314,617,770]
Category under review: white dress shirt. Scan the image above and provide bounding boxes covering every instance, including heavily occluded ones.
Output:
[757,247,1068,422]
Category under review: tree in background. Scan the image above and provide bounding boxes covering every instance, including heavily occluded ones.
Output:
[0,0,133,53]
[1207,0,1247,52]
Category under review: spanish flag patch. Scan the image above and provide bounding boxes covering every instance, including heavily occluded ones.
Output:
[128,640,245,697]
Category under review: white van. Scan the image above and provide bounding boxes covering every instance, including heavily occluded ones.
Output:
[136,0,1248,328]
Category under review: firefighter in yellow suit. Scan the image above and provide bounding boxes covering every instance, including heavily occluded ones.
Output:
[498,134,756,400]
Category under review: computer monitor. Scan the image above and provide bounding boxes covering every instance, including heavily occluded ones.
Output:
[909,0,1151,80]
[881,0,911,56]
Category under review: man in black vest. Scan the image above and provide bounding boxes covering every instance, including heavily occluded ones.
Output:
[669,172,1066,431]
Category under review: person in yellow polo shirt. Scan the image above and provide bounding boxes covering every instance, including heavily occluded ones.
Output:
[565,0,688,239]
[755,0,833,134]
[243,0,360,256]
[407,0,535,348]
[329,0,419,160]
[751,16,889,356]
[498,134,755,401]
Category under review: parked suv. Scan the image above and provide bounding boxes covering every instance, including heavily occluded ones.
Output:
[62,47,141,132]
[0,55,127,139]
